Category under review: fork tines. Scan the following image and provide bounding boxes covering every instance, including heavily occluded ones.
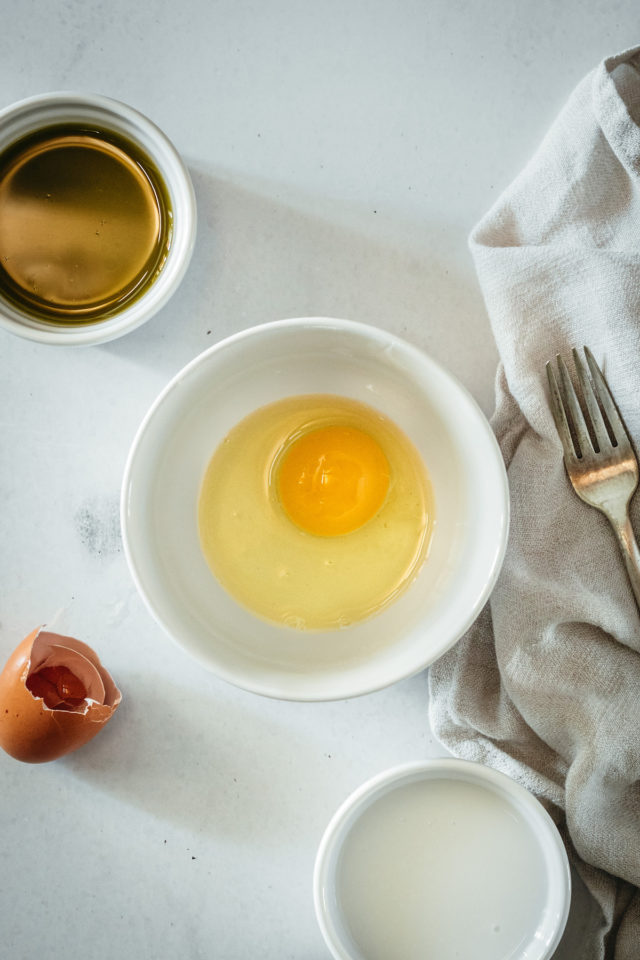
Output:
[546,347,630,462]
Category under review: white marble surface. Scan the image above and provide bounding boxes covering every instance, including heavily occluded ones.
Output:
[0,2,635,957]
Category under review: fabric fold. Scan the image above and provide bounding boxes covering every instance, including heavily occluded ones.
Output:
[429,46,640,960]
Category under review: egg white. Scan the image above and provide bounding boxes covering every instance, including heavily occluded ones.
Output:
[198,394,434,630]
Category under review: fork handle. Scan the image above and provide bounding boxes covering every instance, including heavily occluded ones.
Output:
[608,511,640,612]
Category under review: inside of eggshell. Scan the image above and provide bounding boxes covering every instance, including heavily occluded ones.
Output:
[24,630,118,714]
[26,665,89,710]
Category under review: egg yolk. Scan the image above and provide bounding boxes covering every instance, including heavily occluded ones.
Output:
[277,425,390,536]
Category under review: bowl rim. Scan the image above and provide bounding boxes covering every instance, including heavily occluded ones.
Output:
[120,316,510,701]
[313,758,571,960]
[0,90,196,346]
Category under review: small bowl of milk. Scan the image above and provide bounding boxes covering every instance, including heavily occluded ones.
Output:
[314,759,570,960]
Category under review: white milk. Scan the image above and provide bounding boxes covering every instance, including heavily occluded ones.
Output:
[335,777,549,960]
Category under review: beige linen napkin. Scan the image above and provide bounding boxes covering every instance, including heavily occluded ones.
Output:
[429,47,640,959]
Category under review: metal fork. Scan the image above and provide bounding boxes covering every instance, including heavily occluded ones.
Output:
[546,346,640,610]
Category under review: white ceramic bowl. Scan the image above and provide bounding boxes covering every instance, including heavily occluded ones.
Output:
[314,759,571,960]
[121,317,509,700]
[0,92,196,345]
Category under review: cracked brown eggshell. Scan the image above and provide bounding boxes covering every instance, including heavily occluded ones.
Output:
[0,626,122,763]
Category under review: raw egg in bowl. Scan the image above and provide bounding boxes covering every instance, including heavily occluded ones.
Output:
[121,318,508,701]
[198,393,434,631]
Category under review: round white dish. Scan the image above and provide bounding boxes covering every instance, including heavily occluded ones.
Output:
[121,317,509,701]
[0,91,196,345]
[314,759,571,960]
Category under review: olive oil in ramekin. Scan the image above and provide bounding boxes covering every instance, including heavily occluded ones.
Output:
[0,125,172,324]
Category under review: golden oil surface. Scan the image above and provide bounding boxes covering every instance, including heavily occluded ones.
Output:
[0,126,171,323]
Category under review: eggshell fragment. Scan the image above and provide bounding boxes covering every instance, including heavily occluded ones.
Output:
[0,627,121,763]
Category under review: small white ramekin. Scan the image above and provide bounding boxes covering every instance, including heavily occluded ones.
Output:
[121,317,509,701]
[314,759,571,960]
[0,92,196,345]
